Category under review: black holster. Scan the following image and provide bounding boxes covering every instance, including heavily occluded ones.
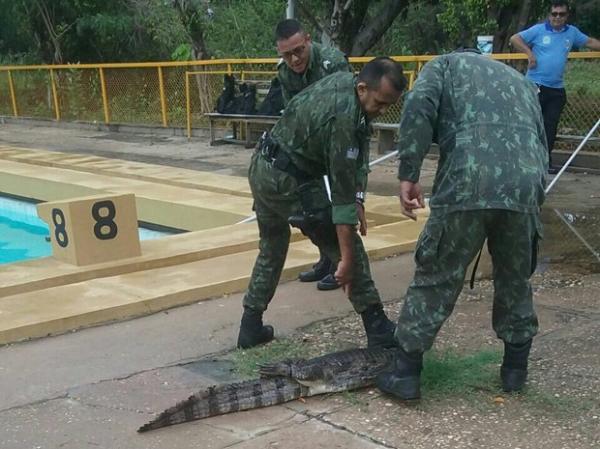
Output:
[289,183,336,247]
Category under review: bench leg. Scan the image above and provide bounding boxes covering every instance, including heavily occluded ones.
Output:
[209,119,216,145]
[377,129,396,154]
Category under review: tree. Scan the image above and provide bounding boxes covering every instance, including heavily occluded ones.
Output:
[170,0,210,59]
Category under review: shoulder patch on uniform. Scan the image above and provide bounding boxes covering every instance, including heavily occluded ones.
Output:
[323,60,331,70]
[346,147,359,160]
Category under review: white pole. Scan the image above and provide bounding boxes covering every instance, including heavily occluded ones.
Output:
[553,209,600,263]
[323,175,332,201]
[236,149,400,224]
[545,118,600,263]
[286,0,295,19]
[545,117,600,195]
[370,150,398,167]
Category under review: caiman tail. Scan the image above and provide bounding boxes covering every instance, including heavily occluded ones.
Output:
[138,376,308,432]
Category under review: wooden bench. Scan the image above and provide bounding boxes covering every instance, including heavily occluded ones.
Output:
[372,122,397,154]
[205,113,280,147]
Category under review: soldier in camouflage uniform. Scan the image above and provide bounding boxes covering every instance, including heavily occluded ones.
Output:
[376,50,548,399]
[276,19,351,290]
[237,57,408,349]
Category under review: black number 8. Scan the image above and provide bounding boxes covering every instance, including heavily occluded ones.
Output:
[92,200,118,240]
[51,208,69,248]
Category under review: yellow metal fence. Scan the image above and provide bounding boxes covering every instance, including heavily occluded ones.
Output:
[0,53,599,138]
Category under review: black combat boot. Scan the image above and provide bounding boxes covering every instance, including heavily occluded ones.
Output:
[360,304,397,348]
[376,347,423,400]
[501,339,532,392]
[237,307,274,349]
[299,254,332,282]
[316,273,340,291]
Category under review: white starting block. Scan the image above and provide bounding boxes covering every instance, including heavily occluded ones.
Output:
[37,193,142,266]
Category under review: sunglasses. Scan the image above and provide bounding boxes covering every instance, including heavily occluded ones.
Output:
[278,45,307,60]
[550,12,567,17]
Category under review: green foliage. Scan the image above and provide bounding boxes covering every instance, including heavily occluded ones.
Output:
[232,338,311,378]
[0,0,597,63]
[203,0,286,58]
[373,1,448,55]
[574,0,600,38]
[565,60,600,96]
[171,43,193,61]
[438,0,505,46]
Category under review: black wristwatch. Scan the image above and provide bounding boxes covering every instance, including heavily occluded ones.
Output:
[355,191,365,204]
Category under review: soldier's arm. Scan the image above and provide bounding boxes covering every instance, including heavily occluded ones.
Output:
[328,116,361,226]
[327,116,362,292]
[277,64,292,107]
[281,84,292,107]
[331,54,352,74]
[397,57,445,183]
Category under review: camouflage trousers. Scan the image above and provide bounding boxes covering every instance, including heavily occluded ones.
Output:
[243,152,382,313]
[395,209,542,353]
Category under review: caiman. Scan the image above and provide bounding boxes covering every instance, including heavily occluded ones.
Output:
[138,347,394,432]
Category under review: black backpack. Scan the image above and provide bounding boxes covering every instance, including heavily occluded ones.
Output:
[216,74,236,113]
[215,75,257,115]
[256,78,284,116]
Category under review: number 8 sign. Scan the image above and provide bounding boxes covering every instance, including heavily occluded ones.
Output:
[37,193,141,266]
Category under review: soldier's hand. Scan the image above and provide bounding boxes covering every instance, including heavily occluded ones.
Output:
[335,259,353,296]
[357,202,367,236]
[399,180,425,221]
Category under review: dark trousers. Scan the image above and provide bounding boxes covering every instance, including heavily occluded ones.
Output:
[538,85,566,167]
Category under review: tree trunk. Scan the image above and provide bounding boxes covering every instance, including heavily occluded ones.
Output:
[349,0,408,55]
[33,0,64,64]
[172,0,212,114]
[298,0,408,56]
[493,0,534,53]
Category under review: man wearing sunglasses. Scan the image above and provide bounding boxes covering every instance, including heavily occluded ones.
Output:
[275,19,352,291]
[510,0,600,174]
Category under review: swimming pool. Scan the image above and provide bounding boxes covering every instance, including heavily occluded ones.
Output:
[0,196,174,265]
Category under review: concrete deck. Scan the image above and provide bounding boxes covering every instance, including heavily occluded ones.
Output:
[0,145,427,345]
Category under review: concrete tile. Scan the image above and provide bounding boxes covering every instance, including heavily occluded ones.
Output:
[1,397,242,449]
[229,417,390,449]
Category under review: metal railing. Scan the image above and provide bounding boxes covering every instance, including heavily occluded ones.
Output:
[0,53,599,138]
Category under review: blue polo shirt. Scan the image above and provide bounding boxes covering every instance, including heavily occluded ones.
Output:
[519,21,589,88]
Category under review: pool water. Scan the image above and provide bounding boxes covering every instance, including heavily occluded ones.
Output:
[0,196,173,265]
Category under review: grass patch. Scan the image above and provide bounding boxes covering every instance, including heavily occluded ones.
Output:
[519,387,599,417]
[421,348,502,398]
[421,349,597,418]
[231,338,312,378]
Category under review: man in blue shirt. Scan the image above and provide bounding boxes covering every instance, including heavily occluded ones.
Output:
[510,0,600,174]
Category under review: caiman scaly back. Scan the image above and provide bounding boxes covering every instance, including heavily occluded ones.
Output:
[138,347,394,433]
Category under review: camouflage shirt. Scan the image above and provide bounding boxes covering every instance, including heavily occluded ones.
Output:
[397,52,548,213]
[277,43,350,106]
[271,72,370,225]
